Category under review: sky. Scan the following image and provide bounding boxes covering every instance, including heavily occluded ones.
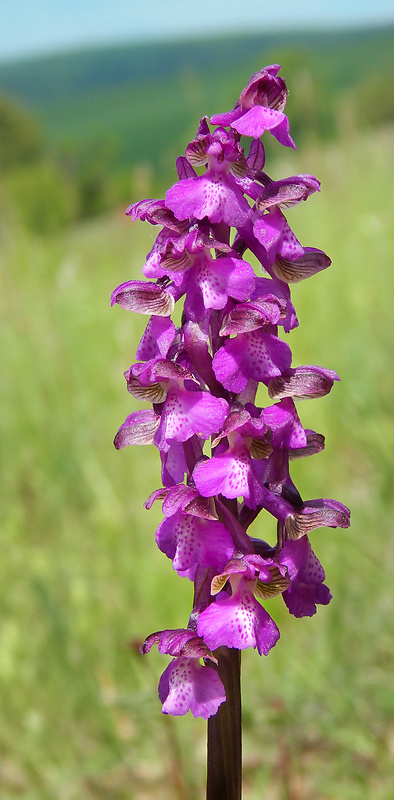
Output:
[1,0,394,62]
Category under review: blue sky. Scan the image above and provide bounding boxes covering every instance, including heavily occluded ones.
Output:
[2,0,393,62]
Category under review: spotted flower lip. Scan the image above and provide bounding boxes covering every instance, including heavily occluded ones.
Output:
[192,433,296,521]
[152,382,229,453]
[166,127,252,227]
[183,252,256,322]
[166,170,251,228]
[196,553,288,655]
[212,327,292,393]
[158,657,226,718]
[140,628,226,719]
[193,434,267,508]
[155,509,235,574]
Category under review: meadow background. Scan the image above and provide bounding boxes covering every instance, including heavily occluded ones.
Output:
[1,24,394,799]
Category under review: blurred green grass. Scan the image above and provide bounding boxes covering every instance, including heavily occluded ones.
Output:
[1,125,394,799]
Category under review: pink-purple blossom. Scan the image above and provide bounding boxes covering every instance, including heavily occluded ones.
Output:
[197,554,288,655]
[112,64,350,720]
[141,628,226,718]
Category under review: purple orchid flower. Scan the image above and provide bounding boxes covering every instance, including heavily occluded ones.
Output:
[155,509,235,575]
[123,356,229,452]
[253,206,304,266]
[112,64,350,738]
[160,441,191,487]
[212,326,292,393]
[166,127,252,228]
[183,251,256,322]
[193,433,268,509]
[153,379,228,452]
[197,553,289,655]
[210,65,295,148]
[278,537,332,617]
[141,628,226,718]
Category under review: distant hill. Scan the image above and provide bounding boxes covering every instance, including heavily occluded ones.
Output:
[0,25,393,177]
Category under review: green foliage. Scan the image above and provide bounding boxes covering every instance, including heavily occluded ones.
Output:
[354,73,394,127]
[1,127,394,798]
[68,139,121,218]
[2,160,80,233]
[0,93,42,170]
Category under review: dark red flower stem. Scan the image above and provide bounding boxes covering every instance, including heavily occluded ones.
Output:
[207,647,242,800]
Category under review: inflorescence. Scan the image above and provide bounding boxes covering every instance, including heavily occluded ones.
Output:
[112,65,350,720]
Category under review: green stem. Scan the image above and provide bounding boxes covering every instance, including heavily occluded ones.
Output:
[206,647,242,800]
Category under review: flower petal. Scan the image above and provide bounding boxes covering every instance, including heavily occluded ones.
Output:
[263,398,307,450]
[268,365,340,401]
[279,538,332,617]
[135,317,176,361]
[114,410,160,449]
[156,511,234,573]
[111,280,175,316]
[154,386,228,450]
[232,106,296,148]
[166,174,251,228]
[185,255,256,321]
[197,587,280,655]
[141,627,214,659]
[286,498,351,540]
[273,247,331,283]
[159,658,226,719]
[213,330,292,393]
